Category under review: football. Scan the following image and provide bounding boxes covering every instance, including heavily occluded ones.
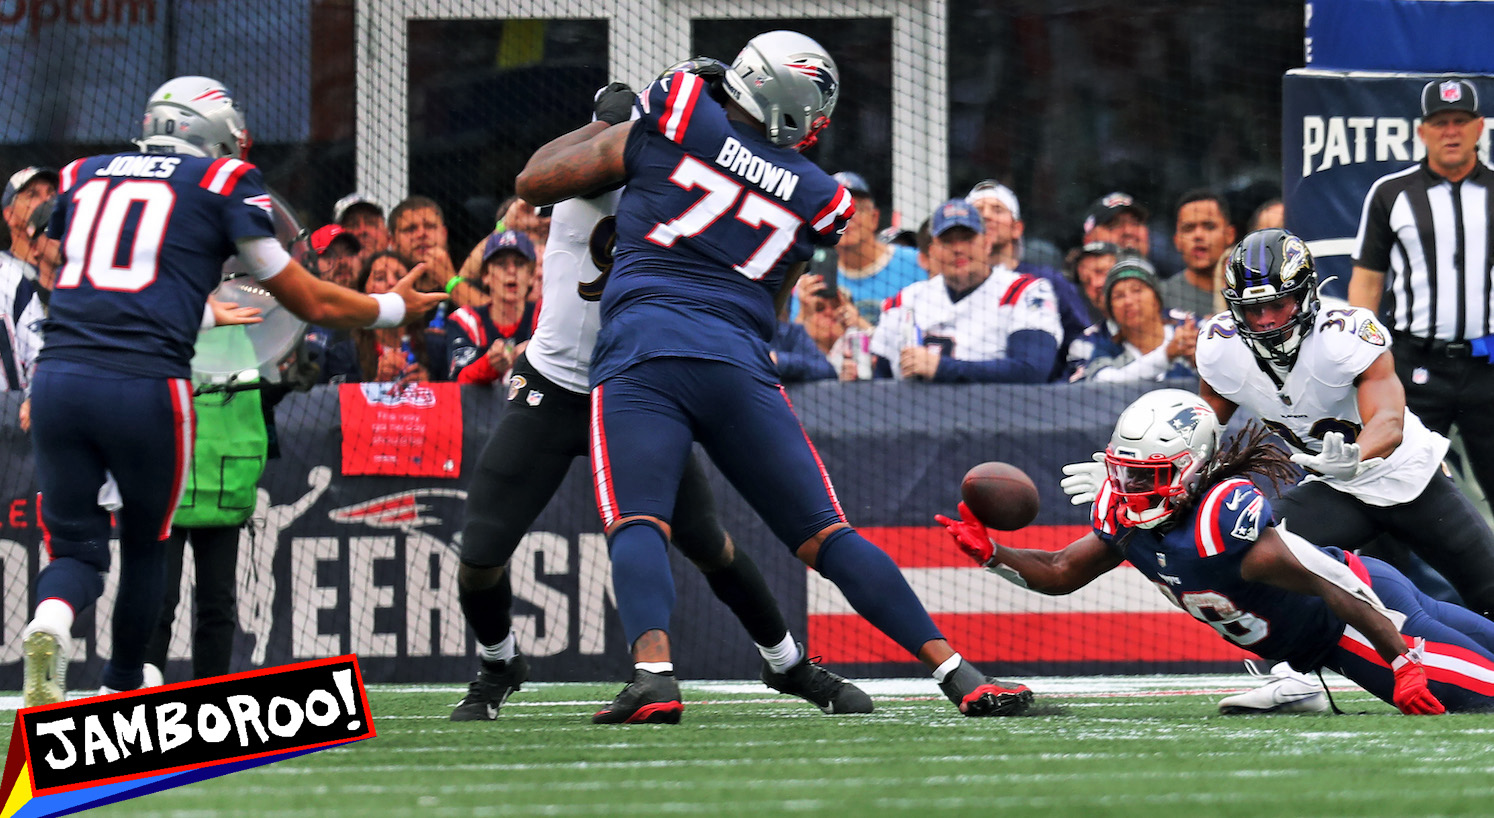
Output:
[960,461,1040,531]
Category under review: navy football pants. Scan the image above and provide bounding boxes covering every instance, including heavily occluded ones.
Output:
[590,357,844,546]
[31,362,194,687]
[1328,556,1494,712]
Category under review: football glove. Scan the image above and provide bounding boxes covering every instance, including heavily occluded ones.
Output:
[593,82,635,125]
[1289,431,1385,481]
[1391,651,1445,715]
[1059,452,1106,506]
[935,501,995,566]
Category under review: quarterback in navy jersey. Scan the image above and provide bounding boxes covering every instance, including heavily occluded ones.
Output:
[519,31,1032,721]
[21,76,444,708]
[941,389,1494,714]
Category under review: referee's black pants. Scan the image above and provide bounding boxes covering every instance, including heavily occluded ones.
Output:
[1393,340,1494,510]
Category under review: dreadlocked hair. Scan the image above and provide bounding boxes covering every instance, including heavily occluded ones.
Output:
[1182,421,1298,512]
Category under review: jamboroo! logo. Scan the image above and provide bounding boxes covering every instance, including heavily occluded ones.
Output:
[0,656,374,817]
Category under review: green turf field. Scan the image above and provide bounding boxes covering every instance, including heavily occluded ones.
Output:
[7,675,1492,817]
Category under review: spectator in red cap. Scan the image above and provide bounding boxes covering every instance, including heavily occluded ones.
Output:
[447,231,539,384]
[309,224,362,289]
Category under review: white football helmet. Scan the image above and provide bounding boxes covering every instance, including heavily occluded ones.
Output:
[136,76,252,160]
[721,30,839,150]
[1104,389,1222,529]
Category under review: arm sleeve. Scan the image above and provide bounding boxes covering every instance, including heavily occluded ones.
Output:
[1086,341,1174,383]
[772,322,836,382]
[1351,181,1394,271]
[933,328,1057,383]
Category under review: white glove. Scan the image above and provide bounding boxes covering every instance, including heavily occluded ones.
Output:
[1289,431,1385,481]
[1059,452,1107,506]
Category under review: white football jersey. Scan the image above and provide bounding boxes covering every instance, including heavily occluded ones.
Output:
[1196,301,1447,506]
[523,190,622,394]
[868,267,1061,363]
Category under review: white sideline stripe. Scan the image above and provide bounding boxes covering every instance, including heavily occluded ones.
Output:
[807,566,1182,615]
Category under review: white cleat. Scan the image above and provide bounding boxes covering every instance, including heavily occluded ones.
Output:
[21,624,71,709]
[1219,660,1329,715]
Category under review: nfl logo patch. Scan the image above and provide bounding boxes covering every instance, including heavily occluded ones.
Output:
[1441,81,1463,103]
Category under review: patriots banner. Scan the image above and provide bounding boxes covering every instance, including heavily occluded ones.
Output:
[1281,70,1493,299]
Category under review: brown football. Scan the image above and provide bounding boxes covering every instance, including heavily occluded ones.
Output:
[960,461,1040,531]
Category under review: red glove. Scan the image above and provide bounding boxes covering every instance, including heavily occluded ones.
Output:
[935,501,995,566]
[1392,653,1446,715]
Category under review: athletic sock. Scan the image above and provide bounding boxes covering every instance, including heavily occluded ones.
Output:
[702,549,789,646]
[478,631,517,665]
[758,634,802,674]
[458,570,514,647]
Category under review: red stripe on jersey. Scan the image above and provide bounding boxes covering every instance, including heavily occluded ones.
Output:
[199,158,252,195]
[778,385,847,522]
[589,385,620,528]
[809,611,1250,664]
[451,307,487,349]
[1343,550,1372,585]
[659,73,701,144]
[59,159,85,193]
[812,186,856,234]
[159,378,196,540]
[999,275,1038,307]
[1195,478,1253,558]
[884,292,902,312]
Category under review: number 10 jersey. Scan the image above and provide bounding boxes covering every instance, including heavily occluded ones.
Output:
[43,151,277,379]
[592,72,854,386]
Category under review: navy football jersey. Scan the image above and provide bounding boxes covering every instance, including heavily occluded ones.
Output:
[42,152,276,378]
[1093,476,1345,667]
[592,72,855,384]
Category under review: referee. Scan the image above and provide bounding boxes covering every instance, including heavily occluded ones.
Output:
[1349,77,1494,506]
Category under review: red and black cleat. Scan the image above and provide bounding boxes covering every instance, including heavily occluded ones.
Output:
[938,660,1034,717]
[592,668,685,724]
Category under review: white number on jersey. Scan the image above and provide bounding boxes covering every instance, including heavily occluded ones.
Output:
[645,155,802,280]
[56,179,175,292]
[1180,590,1269,646]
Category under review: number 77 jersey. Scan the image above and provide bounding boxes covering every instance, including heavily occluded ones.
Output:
[42,151,277,379]
[593,71,854,385]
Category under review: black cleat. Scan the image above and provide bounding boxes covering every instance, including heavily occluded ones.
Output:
[761,645,874,714]
[592,669,683,724]
[451,654,530,721]
[938,659,1033,717]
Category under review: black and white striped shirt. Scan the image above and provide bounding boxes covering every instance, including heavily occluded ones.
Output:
[1353,160,1494,342]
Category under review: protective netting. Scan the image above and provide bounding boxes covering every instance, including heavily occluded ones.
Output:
[0,1,1302,685]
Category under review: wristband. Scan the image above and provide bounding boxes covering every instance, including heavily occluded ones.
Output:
[201,303,216,330]
[444,276,463,295]
[1391,654,1411,671]
[368,292,406,329]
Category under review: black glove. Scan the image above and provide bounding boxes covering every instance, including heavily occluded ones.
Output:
[593,82,635,125]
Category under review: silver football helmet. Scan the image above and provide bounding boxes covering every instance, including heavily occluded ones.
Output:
[136,76,252,160]
[1104,389,1222,530]
[721,31,839,150]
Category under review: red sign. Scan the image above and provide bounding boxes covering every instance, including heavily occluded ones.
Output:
[338,382,462,478]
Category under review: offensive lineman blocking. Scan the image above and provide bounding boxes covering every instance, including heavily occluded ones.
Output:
[518,31,1032,719]
[451,60,871,723]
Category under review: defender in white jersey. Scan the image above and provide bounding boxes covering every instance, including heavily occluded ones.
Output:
[449,65,871,723]
[1193,229,1494,621]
